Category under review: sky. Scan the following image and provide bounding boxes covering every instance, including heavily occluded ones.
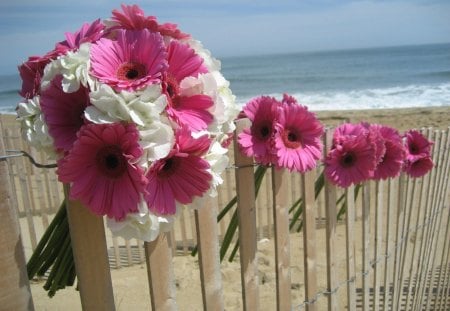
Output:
[1,0,449,74]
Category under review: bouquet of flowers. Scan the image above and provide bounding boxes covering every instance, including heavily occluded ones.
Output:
[17,4,239,295]
[324,123,434,188]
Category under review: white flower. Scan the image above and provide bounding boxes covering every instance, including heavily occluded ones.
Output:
[86,84,167,126]
[16,96,55,156]
[187,39,221,72]
[139,117,175,163]
[205,141,229,196]
[107,200,160,242]
[41,43,92,93]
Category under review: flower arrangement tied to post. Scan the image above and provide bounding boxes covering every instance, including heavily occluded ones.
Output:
[17,4,239,296]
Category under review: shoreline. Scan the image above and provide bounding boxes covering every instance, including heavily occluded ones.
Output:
[2,105,450,131]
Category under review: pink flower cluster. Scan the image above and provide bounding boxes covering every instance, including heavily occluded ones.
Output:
[324,123,434,188]
[17,5,239,241]
[238,94,324,172]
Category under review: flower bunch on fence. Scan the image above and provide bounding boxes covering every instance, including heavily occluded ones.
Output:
[17,4,239,296]
[214,94,435,261]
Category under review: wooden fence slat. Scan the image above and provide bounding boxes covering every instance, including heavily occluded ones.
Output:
[361,181,371,311]
[234,119,259,311]
[0,132,34,311]
[145,233,177,310]
[372,180,383,311]
[383,178,395,311]
[412,129,439,310]
[194,198,224,310]
[345,186,356,311]
[271,167,292,310]
[423,130,447,311]
[301,170,318,311]
[65,188,116,310]
[436,128,450,311]
[323,129,338,311]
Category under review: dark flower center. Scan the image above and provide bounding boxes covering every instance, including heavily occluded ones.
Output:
[409,143,419,154]
[341,152,355,167]
[158,157,181,178]
[282,128,302,149]
[96,145,127,178]
[254,121,273,141]
[116,62,146,81]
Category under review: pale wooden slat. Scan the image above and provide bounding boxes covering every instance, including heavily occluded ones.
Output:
[265,169,273,239]
[404,172,427,309]
[0,131,34,311]
[423,130,447,311]
[301,170,318,311]
[382,178,395,311]
[194,198,224,310]
[436,128,450,311]
[65,189,116,310]
[372,180,383,311]
[361,181,371,311]
[395,175,415,310]
[233,118,260,310]
[345,186,356,311]
[271,167,292,310]
[145,233,177,310]
[111,237,122,269]
[323,129,338,311]
[179,207,189,255]
[412,129,439,309]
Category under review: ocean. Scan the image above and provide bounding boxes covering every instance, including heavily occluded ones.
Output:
[1,42,450,114]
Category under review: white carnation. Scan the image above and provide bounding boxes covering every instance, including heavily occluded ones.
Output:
[16,96,55,156]
[139,117,175,163]
[107,200,160,242]
[41,43,92,93]
[187,39,221,72]
[87,84,167,126]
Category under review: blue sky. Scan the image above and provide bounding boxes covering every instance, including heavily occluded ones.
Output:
[1,0,449,74]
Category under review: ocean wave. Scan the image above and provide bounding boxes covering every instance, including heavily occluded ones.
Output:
[235,83,450,111]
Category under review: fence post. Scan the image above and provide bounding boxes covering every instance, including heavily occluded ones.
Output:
[0,134,34,310]
[301,170,318,311]
[234,119,260,311]
[145,233,177,310]
[271,167,292,310]
[65,187,116,311]
[195,197,224,310]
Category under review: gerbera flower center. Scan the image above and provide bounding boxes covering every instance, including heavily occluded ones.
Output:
[282,129,302,149]
[409,143,419,154]
[254,122,273,141]
[116,62,146,81]
[96,145,127,178]
[158,157,181,178]
[341,152,356,168]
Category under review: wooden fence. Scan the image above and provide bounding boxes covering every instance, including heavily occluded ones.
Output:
[1,115,449,310]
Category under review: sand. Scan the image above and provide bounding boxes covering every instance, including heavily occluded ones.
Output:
[13,106,450,310]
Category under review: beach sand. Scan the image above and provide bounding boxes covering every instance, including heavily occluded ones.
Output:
[14,106,449,310]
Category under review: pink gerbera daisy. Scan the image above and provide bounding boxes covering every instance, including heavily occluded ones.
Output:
[90,29,167,91]
[274,103,324,172]
[18,55,53,99]
[371,124,406,180]
[238,96,279,165]
[164,40,212,131]
[110,4,190,39]
[145,128,212,215]
[324,134,377,188]
[404,130,433,161]
[40,75,89,152]
[56,19,104,53]
[403,155,434,178]
[57,123,147,220]
[333,123,367,146]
